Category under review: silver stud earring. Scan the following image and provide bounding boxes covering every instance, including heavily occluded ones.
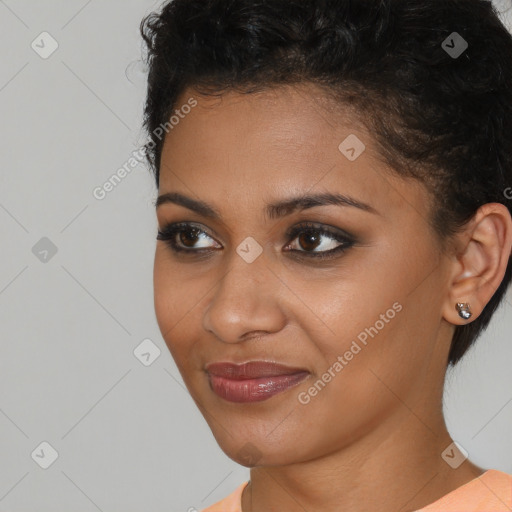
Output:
[456,302,472,320]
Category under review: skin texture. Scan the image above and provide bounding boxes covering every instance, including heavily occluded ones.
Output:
[153,83,512,512]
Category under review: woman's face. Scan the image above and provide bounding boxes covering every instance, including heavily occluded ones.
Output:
[154,83,454,466]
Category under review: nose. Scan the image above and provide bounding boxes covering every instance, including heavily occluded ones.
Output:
[202,246,286,344]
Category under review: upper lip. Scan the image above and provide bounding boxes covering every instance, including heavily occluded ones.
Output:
[205,360,309,379]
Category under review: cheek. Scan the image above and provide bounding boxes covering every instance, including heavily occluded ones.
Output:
[153,251,212,368]
[311,286,408,384]
[297,244,437,384]
[153,254,172,332]
[307,282,443,423]
[153,252,192,352]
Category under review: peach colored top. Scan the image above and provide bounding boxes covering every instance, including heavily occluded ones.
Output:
[201,470,512,512]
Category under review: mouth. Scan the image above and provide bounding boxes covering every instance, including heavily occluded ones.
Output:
[205,361,310,403]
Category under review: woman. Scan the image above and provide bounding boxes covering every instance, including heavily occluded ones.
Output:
[140,0,512,510]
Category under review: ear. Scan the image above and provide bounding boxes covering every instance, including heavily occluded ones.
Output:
[442,203,512,326]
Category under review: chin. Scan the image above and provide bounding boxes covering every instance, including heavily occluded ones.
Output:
[208,425,304,467]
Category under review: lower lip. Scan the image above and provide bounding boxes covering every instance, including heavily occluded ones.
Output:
[208,372,310,403]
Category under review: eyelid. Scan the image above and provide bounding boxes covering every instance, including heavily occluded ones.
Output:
[284,221,355,243]
[157,221,353,244]
[157,220,356,259]
[157,221,221,249]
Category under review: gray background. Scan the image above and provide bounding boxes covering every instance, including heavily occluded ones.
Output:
[0,1,511,511]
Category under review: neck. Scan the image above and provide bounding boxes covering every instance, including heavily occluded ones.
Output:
[242,404,484,512]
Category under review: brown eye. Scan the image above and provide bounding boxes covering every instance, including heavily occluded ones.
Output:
[157,222,221,252]
[287,227,349,254]
[284,222,356,260]
[297,231,322,251]
[157,221,355,261]
[179,227,202,248]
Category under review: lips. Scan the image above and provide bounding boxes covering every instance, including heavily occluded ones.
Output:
[205,361,310,403]
[205,361,308,379]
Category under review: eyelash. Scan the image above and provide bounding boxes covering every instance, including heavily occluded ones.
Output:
[156,221,356,260]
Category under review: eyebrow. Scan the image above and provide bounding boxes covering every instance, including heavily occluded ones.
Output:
[155,191,379,219]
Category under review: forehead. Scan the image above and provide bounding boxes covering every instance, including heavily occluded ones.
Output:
[158,84,431,224]
[166,83,365,152]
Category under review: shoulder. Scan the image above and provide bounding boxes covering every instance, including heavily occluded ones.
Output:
[419,469,512,511]
[475,469,512,507]
[200,481,249,512]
